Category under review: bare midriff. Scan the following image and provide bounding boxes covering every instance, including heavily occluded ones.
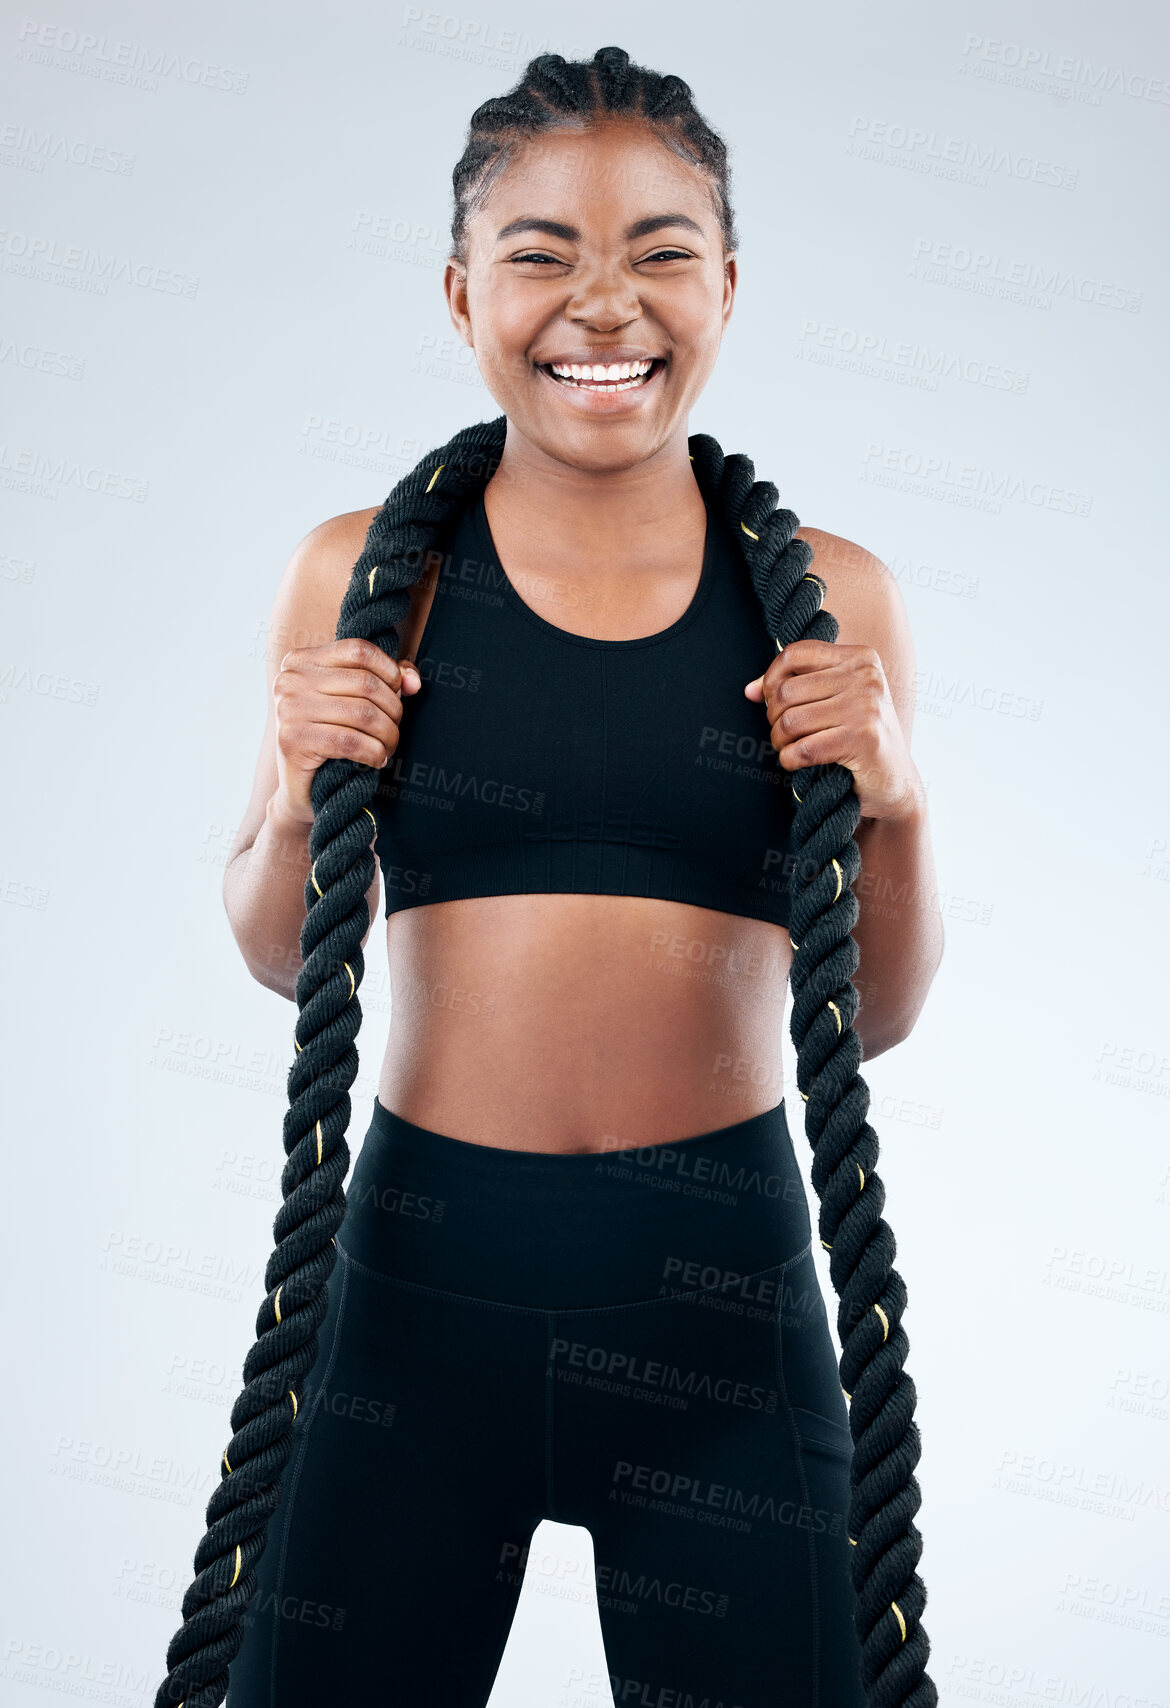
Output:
[374,527,794,1155]
[377,894,792,1153]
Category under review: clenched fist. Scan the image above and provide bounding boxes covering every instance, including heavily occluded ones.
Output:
[272,637,422,826]
[744,639,921,822]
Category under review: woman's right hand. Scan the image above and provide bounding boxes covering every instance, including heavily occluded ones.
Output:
[271,637,422,826]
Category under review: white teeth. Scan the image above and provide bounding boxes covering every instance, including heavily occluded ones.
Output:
[546,357,658,392]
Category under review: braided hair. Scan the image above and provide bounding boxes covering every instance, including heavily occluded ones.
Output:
[154,44,937,1708]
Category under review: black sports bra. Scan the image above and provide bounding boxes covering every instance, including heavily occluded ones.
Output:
[369,487,796,928]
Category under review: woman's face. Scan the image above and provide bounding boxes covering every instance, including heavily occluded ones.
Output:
[445,119,737,474]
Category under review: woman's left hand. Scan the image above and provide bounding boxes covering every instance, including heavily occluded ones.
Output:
[744,639,923,822]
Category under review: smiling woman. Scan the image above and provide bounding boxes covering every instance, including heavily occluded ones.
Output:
[155,43,944,1708]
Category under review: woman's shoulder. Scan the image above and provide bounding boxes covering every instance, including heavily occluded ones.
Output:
[793,524,902,643]
[794,524,890,591]
[294,505,382,588]
[266,506,388,662]
[284,504,436,659]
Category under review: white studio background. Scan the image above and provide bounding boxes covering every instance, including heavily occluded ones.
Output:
[2,1,1168,1704]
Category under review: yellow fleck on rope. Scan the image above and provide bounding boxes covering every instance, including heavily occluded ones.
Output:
[222,1449,231,1474]
[289,1389,298,1418]
[740,520,759,540]
[368,467,445,592]
[858,1164,866,1190]
[316,1119,323,1166]
[343,961,354,1001]
[273,1284,283,1324]
[874,1303,890,1342]
[229,1545,242,1588]
[821,1238,832,1250]
[831,858,843,903]
[310,860,322,898]
[792,787,802,802]
[891,1599,907,1641]
[827,999,842,1035]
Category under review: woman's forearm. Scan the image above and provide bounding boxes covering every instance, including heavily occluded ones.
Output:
[847,780,944,1058]
[222,794,317,999]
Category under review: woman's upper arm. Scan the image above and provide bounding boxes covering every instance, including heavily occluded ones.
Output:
[224,506,384,927]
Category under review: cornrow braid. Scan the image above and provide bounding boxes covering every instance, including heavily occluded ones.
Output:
[590,43,636,109]
[153,45,936,1708]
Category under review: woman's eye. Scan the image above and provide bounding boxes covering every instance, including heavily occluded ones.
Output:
[509,248,693,266]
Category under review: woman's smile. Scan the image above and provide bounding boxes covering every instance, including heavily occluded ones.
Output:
[534,352,668,410]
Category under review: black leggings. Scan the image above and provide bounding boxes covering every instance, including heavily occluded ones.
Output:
[225,1096,866,1707]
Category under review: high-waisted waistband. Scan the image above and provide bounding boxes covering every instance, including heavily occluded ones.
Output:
[336,1096,813,1312]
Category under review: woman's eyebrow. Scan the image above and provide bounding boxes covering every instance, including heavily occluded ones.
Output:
[494,213,705,242]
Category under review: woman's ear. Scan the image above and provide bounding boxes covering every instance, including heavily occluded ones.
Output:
[444,258,474,348]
